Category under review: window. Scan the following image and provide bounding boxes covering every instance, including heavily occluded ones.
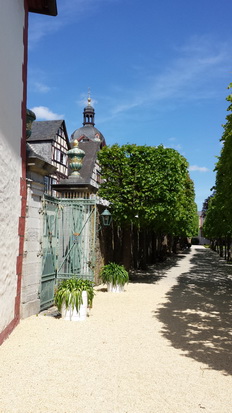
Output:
[44,176,53,195]
[97,171,101,184]
[53,148,60,162]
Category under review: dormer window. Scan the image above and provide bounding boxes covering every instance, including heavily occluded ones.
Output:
[79,136,90,142]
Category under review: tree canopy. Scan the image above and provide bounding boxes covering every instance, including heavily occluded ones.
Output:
[98,144,198,237]
[204,84,232,240]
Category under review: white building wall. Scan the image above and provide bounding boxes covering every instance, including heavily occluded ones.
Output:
[0,1,25,332]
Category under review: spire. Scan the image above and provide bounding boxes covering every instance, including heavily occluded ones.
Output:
[87,87,91,105]
[83,89,95,126]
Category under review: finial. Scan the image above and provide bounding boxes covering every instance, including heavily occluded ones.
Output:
[87,87,91,105]
[67,140,85,177]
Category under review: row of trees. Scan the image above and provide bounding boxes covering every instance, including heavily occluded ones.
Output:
[98,144,198,269]
[203,84,232,260]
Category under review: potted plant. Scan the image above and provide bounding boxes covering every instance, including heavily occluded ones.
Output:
[54,278,94,321]
[100,262,129,292]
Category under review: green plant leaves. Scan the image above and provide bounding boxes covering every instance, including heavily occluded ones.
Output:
[204,84,232,240]
[54,278,94,312]
[100,262,129,286]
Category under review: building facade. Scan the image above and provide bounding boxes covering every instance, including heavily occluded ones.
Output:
[55,97,106,198]
[28,120,70,195]
[0,0,57,345]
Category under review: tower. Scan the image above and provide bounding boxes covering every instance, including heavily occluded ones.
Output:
[83,96,95,126]
[71,95,106,147]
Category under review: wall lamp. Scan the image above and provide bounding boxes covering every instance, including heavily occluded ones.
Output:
[100,208,112,228]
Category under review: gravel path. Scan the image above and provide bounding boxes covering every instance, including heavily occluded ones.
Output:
[0,246,231,413]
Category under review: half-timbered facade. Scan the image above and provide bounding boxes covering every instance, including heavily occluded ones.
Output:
[28,120,70,196]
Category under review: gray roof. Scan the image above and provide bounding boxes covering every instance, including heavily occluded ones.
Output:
[26,143,56,175]
[78,141,101,182]
[54,141,101,190]
[26,142,49,163]
[71,125,106,146]
[28,120,68,142]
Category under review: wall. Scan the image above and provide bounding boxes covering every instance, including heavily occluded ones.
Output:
[21,174,44,318]
[0,0,27,342]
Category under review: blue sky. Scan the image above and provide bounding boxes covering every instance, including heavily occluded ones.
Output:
[27,0,232,210]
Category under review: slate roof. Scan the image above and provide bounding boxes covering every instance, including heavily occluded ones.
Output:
[79,141,101,183]
[71,125,106,147]
[28,120,67,142]
[54,141,101,190]
[26,143,56,175]
[26,142,49,163]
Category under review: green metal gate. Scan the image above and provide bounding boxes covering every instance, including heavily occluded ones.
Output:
[40,196,59,310]
[40,196,96,310]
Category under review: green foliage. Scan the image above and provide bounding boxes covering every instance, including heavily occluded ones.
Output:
[100,262,129,286]
[54,278,94,312]
[202,193,215,218]
[204,84,232,240]
[173,175,198,237]
[98,144,198,237]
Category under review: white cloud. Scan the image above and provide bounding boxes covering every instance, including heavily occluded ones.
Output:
[33,82,51,93]
[103,36,231,121]
[173,144,182,151]
[29,0,120,47]
[189,165,210,172]
[31,106,64,120]
[111,99,143,115]
[28,19,63,48]
[77,93,98,108]
[149,41,226,103]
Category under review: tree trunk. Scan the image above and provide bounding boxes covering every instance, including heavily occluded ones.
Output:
[172,236,179,254]
[132,225,139,269]
[151,232,157,263]
[112,224,122,264]
[103,226,113,263]
[139,229,147,269]
[226,237,231,261]
[147,231,152,264]
[122,225,132,270]
[219,238,223,257]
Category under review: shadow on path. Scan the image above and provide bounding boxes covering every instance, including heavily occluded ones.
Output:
[155,248,232,375]
[130,253,187,284]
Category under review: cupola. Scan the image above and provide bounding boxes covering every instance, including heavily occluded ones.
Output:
[83,96,95,126]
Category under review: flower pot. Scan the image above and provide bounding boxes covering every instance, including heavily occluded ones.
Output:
[61,291,88,321]
[107,283,124,293]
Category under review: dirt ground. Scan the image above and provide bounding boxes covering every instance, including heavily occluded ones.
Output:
[0,246,231,413]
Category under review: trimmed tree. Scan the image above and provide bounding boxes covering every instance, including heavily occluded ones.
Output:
[203,84,232,259]
[98,144,198,268]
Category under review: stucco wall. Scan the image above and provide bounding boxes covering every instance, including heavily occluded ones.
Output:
[0,1,25,332]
